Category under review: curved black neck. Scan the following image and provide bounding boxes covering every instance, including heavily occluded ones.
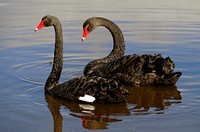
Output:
[45,19,63,91]
[98,17,125,60]
[84,18,125,75]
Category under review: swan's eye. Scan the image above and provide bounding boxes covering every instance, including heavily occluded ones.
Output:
[85,24,89,31]
[44,19,48,22]
[43,19,50,26]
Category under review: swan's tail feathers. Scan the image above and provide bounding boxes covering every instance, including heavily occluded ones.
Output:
[159,72,182,86]
[154,57,175,75]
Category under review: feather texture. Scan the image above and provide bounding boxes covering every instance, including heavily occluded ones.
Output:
[82,17,182,86]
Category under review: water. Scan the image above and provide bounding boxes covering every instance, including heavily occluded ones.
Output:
[0,0,200,131]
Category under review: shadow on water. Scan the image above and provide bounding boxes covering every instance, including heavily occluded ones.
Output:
[45,85,182,131]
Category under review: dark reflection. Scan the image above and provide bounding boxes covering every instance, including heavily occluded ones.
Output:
[45,94,129,131]
[45,94,63,132]
[45,85,182,131]
[70,113,122,130]
[127,86,182,114]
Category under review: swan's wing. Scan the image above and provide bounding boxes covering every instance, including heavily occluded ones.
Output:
[90,54,181,86]
[47,76,129,103]
[106,72,181,86]
[96,54,175,76]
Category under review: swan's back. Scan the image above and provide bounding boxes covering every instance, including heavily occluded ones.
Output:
[87,54,181,86]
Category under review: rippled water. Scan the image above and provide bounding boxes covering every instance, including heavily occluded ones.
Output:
[0,0,200,131]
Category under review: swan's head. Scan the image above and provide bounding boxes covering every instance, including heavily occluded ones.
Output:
[82,17,100,41]
[34,15,57,31]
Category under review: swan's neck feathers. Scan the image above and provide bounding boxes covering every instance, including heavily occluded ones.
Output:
[79,94,96,103]
[45,19,63,91]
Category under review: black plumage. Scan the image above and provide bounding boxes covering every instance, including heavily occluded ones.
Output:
[82,17,182,86]
[35,15,129,103]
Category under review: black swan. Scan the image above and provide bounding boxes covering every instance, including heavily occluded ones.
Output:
[81,17,182,86]
[34,15,129,103]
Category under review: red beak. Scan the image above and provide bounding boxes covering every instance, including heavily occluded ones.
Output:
[81,25,89,42]
[34,19,45,32]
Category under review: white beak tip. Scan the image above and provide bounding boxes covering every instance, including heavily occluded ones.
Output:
[34,27,38,32]
[81,37,85,41]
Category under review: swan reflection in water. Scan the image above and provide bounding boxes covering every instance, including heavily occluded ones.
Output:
[45,85,182,131]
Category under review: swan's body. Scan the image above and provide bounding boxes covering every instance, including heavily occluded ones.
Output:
[35,15,129,103]
[82,17,182,86]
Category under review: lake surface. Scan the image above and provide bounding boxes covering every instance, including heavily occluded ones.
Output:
[0,0,200,131]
